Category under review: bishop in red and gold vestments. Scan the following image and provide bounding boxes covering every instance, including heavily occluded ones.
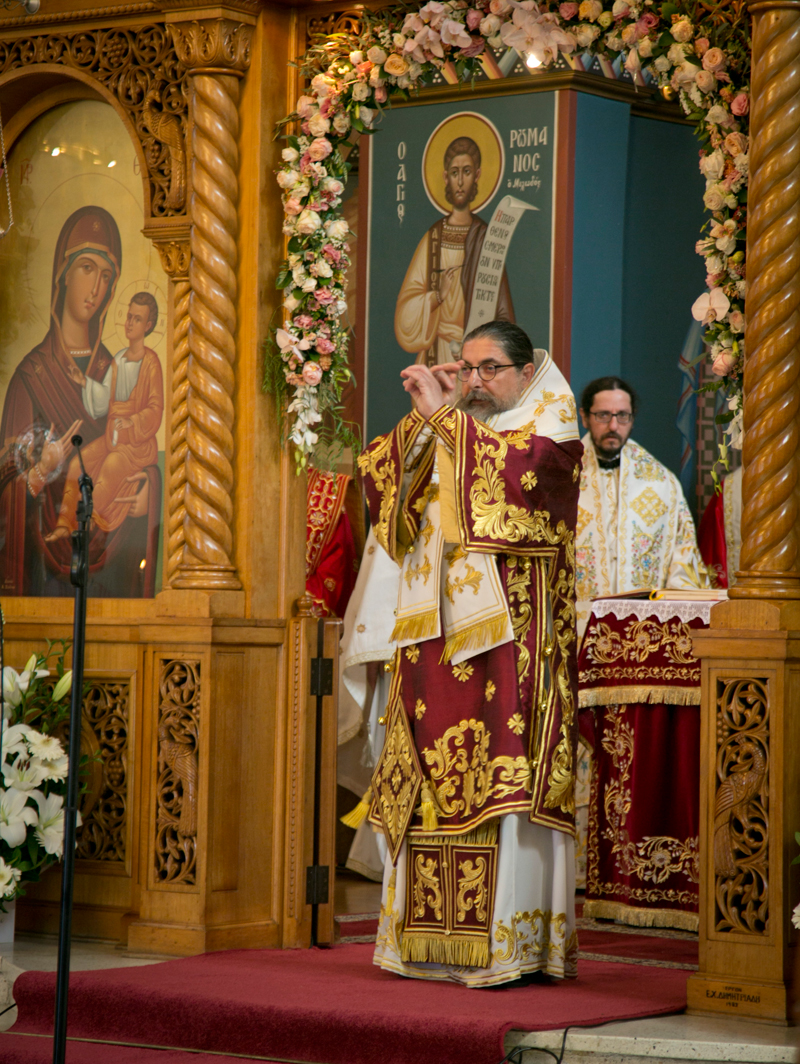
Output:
[341,321,582,985]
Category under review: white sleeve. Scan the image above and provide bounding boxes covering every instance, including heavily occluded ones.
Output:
[81,363,114,419]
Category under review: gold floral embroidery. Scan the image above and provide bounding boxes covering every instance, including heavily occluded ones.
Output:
[413,482,439,514]
[521,471,538,490]
[419,518,435,546]
[494,910,577,974]
[372,688,423,861]
[415,698,427,720]
[598,706,698,885]
[444,563,483,603]
[358,434,397,556]
[583,619,696,666]
[405,644,420,663]
[630,487,668,527]
[485,680,496,702]
[456,857,489,923]
[422,719,531,818]
[445,544,467,566]
[404,555,433,590]
[452,662,474,682]
[576,505,592,538]
[413,854,443,919]
[572,464,580,483]
[505,557,533,683]
[507,713,525,736]
[357,624,366,633]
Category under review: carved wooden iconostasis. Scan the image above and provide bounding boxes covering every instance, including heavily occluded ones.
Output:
[0,0,333,955]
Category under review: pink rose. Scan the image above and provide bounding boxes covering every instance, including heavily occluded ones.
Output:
[466,8,483,30]
[284,197,303,216]
[712,351,736,377]
[293,314,314,329]
[637,11,658,30]
[696,69,716,94]
[296,95,317,118]
[459,38,485,57]
[489,0,511,14]
[315,337,336,355]
[315,287,336,305]
[375,85,388,103]
[729,310,745,333]
[694,36,709,56]
[731,92,749,116]
[559,2,579,17]
[702,47,726,73]
[307,137,333,161]
[724,131,748,157]
[322,244,342,264]
[302,361,324,386]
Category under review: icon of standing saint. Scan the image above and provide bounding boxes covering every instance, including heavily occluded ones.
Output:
[394,111,515,367]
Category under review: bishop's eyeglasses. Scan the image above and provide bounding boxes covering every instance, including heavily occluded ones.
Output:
[589,410,634,425]
[457,362,517,382]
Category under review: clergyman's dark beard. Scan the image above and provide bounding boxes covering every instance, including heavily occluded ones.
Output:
[457,389,518,421]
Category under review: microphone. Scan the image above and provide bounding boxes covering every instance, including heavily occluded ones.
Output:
[72,435,82,449]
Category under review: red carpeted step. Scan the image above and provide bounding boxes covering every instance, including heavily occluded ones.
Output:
[578,928,698,968]
[0,1033,283,1064]
[10,943,689,1064]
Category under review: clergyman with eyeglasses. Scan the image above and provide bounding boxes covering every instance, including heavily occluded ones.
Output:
[339,320,583,986]
[575,375,704,638]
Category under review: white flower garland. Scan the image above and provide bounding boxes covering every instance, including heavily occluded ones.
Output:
[271,0,749,467]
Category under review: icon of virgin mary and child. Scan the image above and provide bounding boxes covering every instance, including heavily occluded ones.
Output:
[0,206,164,597]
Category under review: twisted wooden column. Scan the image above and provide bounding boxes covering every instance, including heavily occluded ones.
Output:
[169,19,252,591]
[169,278,191,585]
[733,0,800,598]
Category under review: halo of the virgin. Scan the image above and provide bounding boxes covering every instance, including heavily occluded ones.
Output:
[422,111,505,216]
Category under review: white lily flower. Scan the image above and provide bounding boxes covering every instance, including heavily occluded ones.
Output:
[32,790,66,856]
[2,723,33,759]
[3,752,48,792]
[0,857,21,899]
[52,671,73,703]
[0,786,38,847]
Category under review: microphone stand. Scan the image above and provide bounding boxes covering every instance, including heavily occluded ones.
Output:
[52,436,92,1064]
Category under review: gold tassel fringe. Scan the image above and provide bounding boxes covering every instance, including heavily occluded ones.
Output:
[440,613,508,664]
[419,781,438,831]
[583,898,699,932]
[578,685,701,709]
[390,609,439,645]
[408,818,499,846]
[401,932,490,968]
[340,789,372,830]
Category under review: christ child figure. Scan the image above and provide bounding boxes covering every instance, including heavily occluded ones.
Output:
[47,291,164,540]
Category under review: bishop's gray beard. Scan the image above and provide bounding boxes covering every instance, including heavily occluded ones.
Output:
[456,389,520,421]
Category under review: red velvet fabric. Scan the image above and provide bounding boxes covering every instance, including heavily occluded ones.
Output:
[11,944,689,1064]
[697,486,727,588]
[578,607,703,925]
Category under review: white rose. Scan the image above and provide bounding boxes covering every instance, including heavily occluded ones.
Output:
[296,209,322,235]
[359,105,374,128]
[393,32,406,47]
[706,104,730,126]
[611,0,630,16]
[606,34,625,51]
[695,68,716,93]
[293,180,311,199]
[716,233,736,255]
[667,41,687,64]
[699,150,725,181]
[574,23,600,47]
[703,185,725,212]
[671,19,694,42]
[706,254,723,274]
[333,112,351,135]
[638,36,653,57]
[369,68,384,87]
[367,46,388,64]
[277,169,299,189]
[301,276,318,293]
[322,177,345,195]
[284,290,301,313]
[480,13,501,35]
[282,147,300,164]
[292,265,307,286]
[308,113,331,136]
[313,259,333,278]
[349,50,364,65]
[653,54,671,73]
[325,218,350,240]
[352,82,370,102]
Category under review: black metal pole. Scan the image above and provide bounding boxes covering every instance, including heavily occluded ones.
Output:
[310,617,324,947]
[52,437,92,1064]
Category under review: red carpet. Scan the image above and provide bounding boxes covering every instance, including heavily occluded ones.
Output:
[0,1035,280,1064]
[578,928,697,968]
[10,943,689,1064]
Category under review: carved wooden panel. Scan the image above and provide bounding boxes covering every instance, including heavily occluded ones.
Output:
[306,9,364,40]
[76,679,130,863]
[713,676,769,935]
[0,24,188,217]
[155,658,200,886]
